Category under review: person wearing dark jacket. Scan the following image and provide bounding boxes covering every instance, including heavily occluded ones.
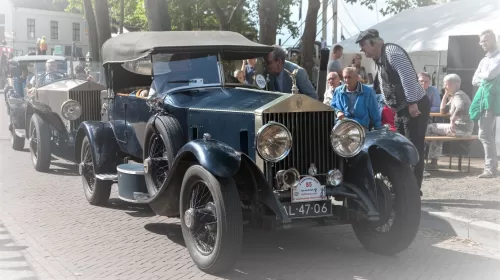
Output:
[356,29,430,194]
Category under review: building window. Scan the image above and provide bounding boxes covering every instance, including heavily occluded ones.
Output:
[76,47,83,58]
[0,14,5,25]
[27,19,35,39]
[65,45,72,56]
[28,47,37,54]
[51,21,58,40]
[73,23,80,42]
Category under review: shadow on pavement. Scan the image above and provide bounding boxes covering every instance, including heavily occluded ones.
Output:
[423,199,500,211]
[0,224,39,279]
[144,223,185,246]
[104,198,156,218]
[47,161,79,177]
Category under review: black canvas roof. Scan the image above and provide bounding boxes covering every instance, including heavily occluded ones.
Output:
[101,31,274,64]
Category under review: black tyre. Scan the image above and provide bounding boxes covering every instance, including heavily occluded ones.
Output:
[180,165,243,274]
[29,114,51,172]
[80,136,112,206]
[352,156,421,256]
[143,115,183,196]
[10,118,24,151]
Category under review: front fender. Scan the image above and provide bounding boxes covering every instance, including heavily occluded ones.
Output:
[75,121,119,174]
[177,138,241,178]
[363,129,419,166]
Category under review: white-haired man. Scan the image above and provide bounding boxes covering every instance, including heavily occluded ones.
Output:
[470,29,500,178]
[29,59,65,87]
[426,74,473,171]
[323,71,341,105]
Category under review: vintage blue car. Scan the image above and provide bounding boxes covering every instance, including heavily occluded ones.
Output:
[75,31,421,274]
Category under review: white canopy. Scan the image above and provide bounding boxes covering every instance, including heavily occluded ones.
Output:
[340,0,500,53]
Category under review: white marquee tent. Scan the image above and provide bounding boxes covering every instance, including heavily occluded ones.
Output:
[340,0,499,53]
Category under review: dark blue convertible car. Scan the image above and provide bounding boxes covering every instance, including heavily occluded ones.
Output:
[75,31,421,274]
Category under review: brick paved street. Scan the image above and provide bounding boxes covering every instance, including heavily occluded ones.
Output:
[1,98,500,280]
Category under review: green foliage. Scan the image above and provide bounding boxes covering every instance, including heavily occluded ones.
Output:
[54,0,299,39]
[344,0,438,16]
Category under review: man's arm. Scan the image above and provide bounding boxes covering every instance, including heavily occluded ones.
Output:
[477,56,500,81]
[367,89,382,129]
[386,45,425,104]
[296,67,318,100]
[472,59,484,86]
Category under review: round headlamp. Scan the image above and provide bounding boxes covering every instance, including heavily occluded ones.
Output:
[256,122,292,162]
[61,100,82,121]
[330,119,365,158]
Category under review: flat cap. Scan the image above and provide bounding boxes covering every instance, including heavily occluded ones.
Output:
[355,29,380,44]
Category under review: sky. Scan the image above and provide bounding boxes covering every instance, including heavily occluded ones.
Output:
[276,0,391,47]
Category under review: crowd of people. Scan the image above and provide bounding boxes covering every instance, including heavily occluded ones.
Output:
[232,28,499,196]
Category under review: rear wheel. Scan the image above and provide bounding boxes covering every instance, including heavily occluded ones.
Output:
[180,165,243,274]
[29,114,51,172]
[10,118,24,151]
[352,156,421,256]
[80,136,112,206]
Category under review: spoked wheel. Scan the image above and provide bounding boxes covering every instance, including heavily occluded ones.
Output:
[80,136,111,206]
[180,165,242,274]
[143,115,182,196]
[29,114,51,172]
[352,158,421,256]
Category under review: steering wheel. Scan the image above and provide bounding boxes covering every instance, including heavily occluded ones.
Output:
[38,71,66,86]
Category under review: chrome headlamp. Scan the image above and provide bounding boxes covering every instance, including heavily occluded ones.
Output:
[256,121,292,162]
[61,99,82,121]
[330,119,365,158]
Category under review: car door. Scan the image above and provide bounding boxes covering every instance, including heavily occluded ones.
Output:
[123,93,152,159]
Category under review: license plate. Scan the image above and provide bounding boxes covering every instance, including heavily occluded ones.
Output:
[282,201,332,219]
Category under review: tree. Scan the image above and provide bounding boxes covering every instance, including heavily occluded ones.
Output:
[83,0,99,60]
[247,0,300,42]
[94,0,112,59]
[258,0,278,45]
[345,0,438,16]
[301,0,320,77]
[207,0,246,30]
[144,0,171,31]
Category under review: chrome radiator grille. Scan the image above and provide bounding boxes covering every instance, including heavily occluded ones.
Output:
[69,90,102,130]
[263,111,337,186]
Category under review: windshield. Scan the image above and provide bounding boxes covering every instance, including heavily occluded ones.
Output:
[150,53,221,95]
[26,60,68,88]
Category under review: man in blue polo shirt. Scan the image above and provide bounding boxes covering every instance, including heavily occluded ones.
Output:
[331,67,382,130]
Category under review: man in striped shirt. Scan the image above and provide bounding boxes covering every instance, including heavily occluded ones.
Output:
[356,29,430,194]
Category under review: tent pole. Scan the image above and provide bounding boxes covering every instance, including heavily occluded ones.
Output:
[436,51,441,89]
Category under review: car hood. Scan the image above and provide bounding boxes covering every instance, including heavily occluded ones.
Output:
[163,87,286,113]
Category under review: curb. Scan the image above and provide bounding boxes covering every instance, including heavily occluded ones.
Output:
[420,207,500,250]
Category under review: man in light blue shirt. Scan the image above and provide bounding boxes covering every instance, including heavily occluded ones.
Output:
[418,72,441,113]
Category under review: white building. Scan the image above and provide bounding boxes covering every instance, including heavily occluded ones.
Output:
[0,0,89,57]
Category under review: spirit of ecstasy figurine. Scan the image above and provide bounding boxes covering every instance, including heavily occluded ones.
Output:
[284,68,299,94]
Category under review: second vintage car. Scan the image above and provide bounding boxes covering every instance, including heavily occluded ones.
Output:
[75,31,421,274]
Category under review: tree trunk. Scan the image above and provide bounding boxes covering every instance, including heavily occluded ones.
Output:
[208,0,245,31]
[258,0,278,45]
[94,0,112,60]
[145,0,171,31]
[83,0,99,61]
[301,0,320,78]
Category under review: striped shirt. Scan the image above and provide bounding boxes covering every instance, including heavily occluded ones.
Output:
[472,48,500,86]
[377,44,426,111]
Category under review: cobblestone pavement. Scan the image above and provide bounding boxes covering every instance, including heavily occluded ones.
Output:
[1,98,500,280]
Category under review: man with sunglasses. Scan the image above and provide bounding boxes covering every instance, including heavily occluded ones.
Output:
[356,29,430,194]
[264,45,318,99]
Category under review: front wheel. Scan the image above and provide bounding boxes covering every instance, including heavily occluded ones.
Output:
[29,114,51,172]
[80,136,112,206]
[352,157,421,256]
[180,165,243,274]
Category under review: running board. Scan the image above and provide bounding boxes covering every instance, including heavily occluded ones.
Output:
[95,174,118,182]
[14,129,26,138]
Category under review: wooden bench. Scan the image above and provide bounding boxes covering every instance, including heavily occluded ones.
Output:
[424,135,479,172]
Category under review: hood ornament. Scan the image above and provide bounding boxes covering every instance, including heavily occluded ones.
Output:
[284,69,299,95]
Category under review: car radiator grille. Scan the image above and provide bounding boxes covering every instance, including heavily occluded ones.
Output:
[263,111,338,186]
[69,90,102,131]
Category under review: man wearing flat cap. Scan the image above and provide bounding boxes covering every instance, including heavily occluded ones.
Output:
[356,29,430,194]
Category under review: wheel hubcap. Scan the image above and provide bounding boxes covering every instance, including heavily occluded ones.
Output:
[184,208,195,229]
